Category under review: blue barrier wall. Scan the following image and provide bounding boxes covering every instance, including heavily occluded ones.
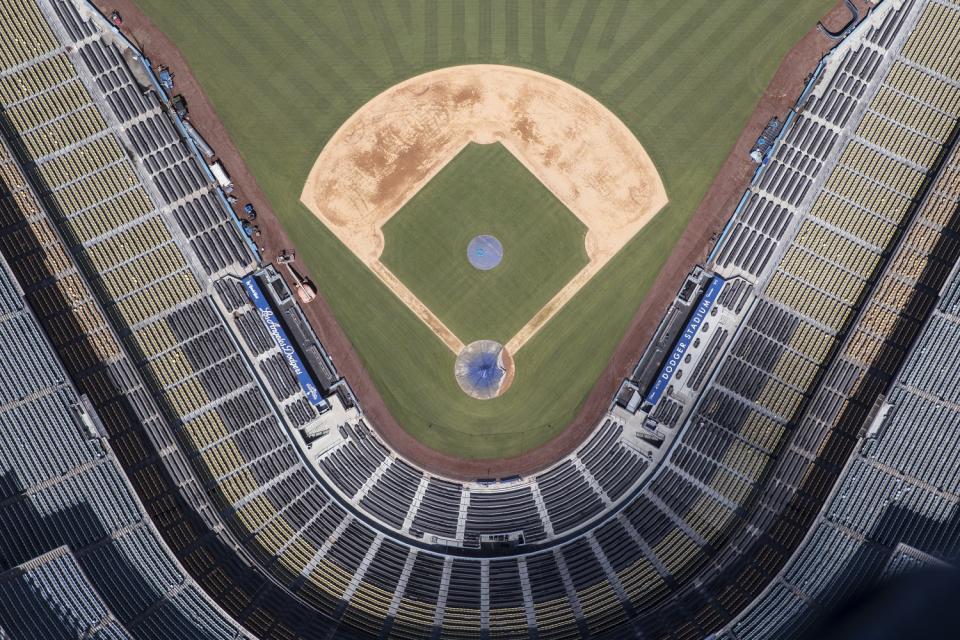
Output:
[644,276,726,406]
[242,276,327,408]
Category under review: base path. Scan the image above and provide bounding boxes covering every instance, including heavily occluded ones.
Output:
[110,0,866,480]
[300,65,667,355]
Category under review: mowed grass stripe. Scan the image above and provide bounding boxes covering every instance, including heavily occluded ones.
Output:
[556,2,598,77]
[384,2,425,68]
[463,1,485,60]
[424,0,439,67]
[136,0,836,459]
[337,0,367,45]
[247,0,392,167]
[632,1,828,161]
[555,0,575,28]
[631,1,785,116]
[531,1,547,67]
[597,0,630,52]
[451,0,467,60]
[505,0,519,58]
[600,1,729,100]
[478,1,492,59]
[368,0,411,77]
[186,4,345,120]
[396,0,413,32]
[185,10,322,175]
[213,3,342,115]
[586,0,692,88]
[270,1,385,90]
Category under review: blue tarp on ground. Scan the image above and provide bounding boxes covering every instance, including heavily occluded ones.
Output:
[467,235,503,270]
[464,349,504,391]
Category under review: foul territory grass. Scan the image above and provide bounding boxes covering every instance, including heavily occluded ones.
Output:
[381,142,588,345]
[136,0,836,460]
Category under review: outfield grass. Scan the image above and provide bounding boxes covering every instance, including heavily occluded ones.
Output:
[381,142,588,344]
[136,0,835,460]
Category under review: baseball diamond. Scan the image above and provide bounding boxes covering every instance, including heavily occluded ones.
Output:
[301,64,668,357]
[129,0,842,461]
[12,1,960,640]
[381,142,590,349]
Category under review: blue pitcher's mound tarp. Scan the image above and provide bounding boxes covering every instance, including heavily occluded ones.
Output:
[467,235,503,270]
[454,340,515,399]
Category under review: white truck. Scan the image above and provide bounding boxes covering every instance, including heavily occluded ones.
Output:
[210,161,233,193]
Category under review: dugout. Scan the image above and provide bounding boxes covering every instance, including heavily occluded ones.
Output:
[631,267,713,397]
[244,268,339,395]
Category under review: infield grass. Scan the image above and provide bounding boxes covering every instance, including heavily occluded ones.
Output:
[381,142,588,345]
[136,0,836,460]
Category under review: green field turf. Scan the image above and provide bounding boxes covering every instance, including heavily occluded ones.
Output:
[381,142,588,344]
[136,0,835,460]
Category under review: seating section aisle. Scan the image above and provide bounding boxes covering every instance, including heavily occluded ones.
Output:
[0,250,248,639]
[0,0,958,639]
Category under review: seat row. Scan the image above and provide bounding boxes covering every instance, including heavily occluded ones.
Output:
[0,0,59,74]
[3,1,953,639]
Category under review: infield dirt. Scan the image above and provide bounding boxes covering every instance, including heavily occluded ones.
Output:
[301,64,667,354]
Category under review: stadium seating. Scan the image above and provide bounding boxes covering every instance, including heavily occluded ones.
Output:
[724,223,960,638]
[536,460,605,534]
[0,547,133,640]
[1,0,959,638]
[0,250,248,638]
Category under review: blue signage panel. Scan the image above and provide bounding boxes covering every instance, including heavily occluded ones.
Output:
[644,276,726,406]
[242,276,326,407]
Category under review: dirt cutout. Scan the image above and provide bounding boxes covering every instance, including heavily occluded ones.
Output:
[301,65,668,355]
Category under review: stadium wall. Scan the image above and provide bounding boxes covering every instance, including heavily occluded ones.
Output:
[77,0,263,264]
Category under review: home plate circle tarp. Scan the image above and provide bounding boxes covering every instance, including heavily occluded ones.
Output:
[454,340,515,399]
[467,235,503,270]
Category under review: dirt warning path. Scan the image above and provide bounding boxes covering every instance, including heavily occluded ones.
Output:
[300,65,667,355]
[111,0,868,480]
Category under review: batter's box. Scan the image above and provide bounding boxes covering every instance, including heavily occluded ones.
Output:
[301,65,667,389]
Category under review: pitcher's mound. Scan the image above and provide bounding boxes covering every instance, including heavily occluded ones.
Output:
[454,340,514,399]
